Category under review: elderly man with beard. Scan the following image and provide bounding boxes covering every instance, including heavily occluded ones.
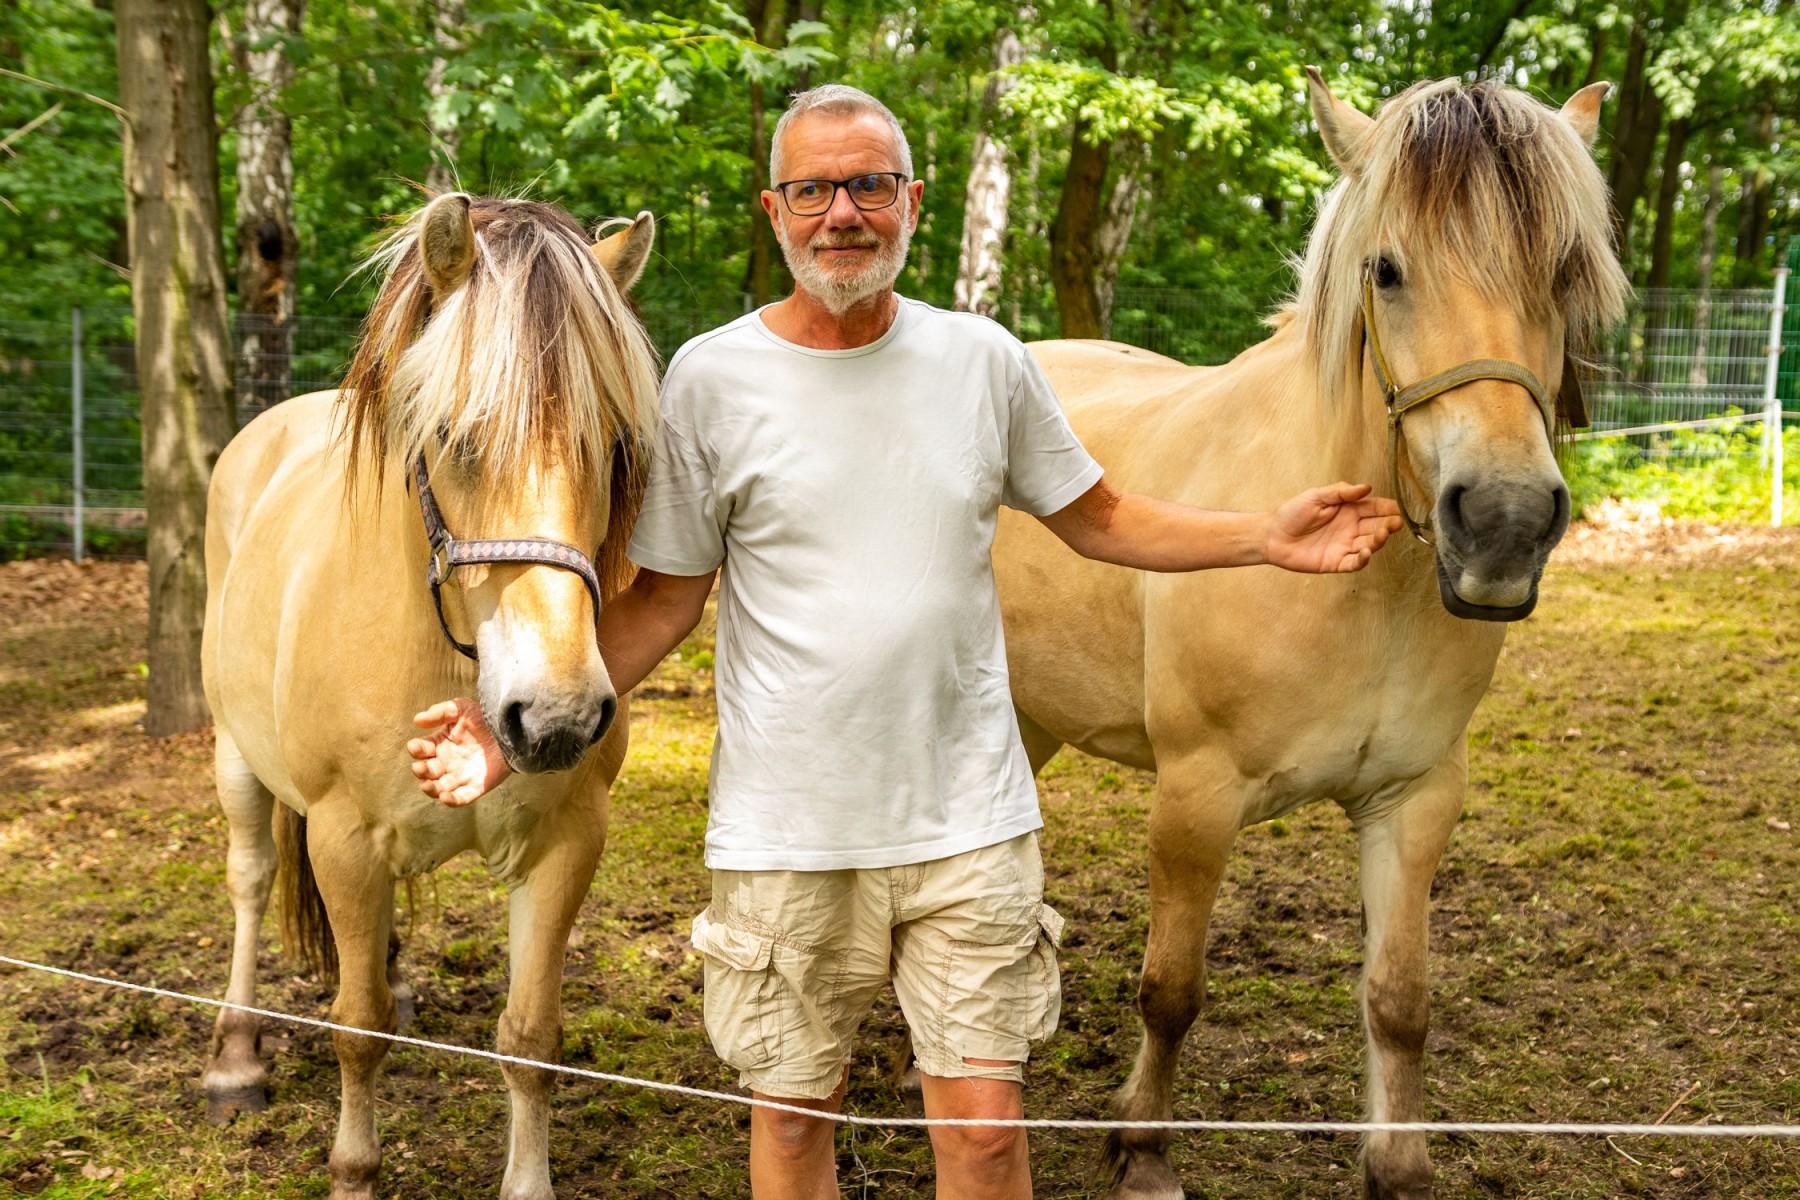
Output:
[409,85,1401,1199]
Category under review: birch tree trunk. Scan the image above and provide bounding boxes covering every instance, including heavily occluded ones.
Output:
[424,0,465,193]
[116,0,237,735]
[233,0,304,416]
[1095,136,1149,332]
[953,29,1022,316]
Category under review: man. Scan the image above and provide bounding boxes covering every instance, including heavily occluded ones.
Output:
[409,85,1401,1199]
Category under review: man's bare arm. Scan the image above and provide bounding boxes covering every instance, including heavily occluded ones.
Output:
[1036,478,1403,575]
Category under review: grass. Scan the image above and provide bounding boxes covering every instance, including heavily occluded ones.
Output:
[1,526,1797,1198]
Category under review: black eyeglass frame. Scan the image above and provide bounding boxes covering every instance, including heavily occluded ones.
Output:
[771,172,911,216]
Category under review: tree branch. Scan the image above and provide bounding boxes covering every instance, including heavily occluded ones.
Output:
[0,67,127,121]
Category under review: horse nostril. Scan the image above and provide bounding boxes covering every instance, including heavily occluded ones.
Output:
[501,701,528,749]
[590,695,617,744]
[1440,483,1472,539]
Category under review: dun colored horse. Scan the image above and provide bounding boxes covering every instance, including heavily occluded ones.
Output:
[995,73,1627,1198]
[199,193,659,1199]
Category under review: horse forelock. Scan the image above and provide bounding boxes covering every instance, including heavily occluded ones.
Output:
[339,197,660,592]
[1296,78,1629,405]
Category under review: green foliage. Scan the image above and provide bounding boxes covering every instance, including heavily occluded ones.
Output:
[1566,422,1800,523]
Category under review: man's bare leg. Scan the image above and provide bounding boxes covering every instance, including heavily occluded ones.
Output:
[921,1061,1030,1200]
[749,1076,845,1200]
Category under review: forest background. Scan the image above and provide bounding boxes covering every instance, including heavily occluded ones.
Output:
[5,0,1798,356]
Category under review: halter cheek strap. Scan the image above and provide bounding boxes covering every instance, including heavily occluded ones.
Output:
[1362,273,1560,546]
[413,454,604,660]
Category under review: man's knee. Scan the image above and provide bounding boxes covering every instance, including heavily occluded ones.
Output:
[760,1110,834,1157]
[934,1118,1025,1165]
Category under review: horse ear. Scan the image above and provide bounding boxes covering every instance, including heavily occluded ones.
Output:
[1306,65,1375,176]
[592,211,655,293]
[419,193,476,295]
[1560,81,1610,148]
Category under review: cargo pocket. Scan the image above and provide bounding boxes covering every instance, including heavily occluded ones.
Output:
[942,901,1066,1063]
[1027,902,1065,1043]
[691,908,781,1071]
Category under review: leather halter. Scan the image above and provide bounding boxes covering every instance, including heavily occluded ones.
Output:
[412,453,603,660]
[1361,270,1567,546]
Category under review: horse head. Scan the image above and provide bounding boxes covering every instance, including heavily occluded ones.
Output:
[341,193,660,771]
[1299,70,1629,620]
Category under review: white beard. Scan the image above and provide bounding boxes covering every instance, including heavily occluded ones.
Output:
[777,203,913,316]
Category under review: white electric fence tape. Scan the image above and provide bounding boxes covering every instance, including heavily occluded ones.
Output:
[5,955,1797,1137]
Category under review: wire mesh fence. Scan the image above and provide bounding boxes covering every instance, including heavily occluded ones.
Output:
[0,280,1791,559]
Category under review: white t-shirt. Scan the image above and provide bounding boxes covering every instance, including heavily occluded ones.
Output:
[628,297,1104,870]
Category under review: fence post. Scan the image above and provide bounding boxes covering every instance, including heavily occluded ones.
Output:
[1766,268,1790,527]
[71,307,85,563]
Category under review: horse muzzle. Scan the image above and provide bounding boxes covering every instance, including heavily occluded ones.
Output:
[1431,476,1568,623]
[492,691,617,775]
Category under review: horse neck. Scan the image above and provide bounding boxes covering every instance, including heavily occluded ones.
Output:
[1256,321,1390,485]
[1265,321,1440,589]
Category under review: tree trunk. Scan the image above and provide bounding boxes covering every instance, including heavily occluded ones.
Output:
[1691,165,1725,387]
[741,0,785,308]
[1645,116,1690,291]
[1095,136,1149,332]
[424,0,465,193]
[1733,105,1776,286]
[232,0,303,416]
[116,0,237,736]
[1050,116,1111,339]
[1607,17,1665,268]
[792,0,820,93]
[953,29,1022,316]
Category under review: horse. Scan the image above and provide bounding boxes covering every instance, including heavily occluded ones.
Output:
[993,72,1628,1199]
[198,192,659,1200]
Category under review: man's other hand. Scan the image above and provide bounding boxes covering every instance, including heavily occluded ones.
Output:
[1266,483,1405,574]
[407,698,513,806]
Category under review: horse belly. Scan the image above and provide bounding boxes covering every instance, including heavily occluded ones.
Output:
[996,509,1153,769]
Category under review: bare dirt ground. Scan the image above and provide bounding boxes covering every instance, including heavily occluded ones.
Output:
[1,522,1797,1198]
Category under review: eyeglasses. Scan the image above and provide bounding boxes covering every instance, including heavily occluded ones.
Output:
[773,173,909,217]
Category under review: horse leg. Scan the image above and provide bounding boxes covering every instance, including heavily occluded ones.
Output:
[1353,754,1464,1200]
[307,812,399,1200]
[387,926,415,1032]
[496,806,605,1200]
[201,728,277,1122]
[1105,759,1243,1200]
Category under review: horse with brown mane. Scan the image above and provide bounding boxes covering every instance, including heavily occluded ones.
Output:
[995,71,1628,1198]
[199,193,658,1199]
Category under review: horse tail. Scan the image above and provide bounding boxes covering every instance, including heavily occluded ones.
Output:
[275,805,338,984]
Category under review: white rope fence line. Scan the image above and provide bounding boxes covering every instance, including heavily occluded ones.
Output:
[6,954,1799,1138]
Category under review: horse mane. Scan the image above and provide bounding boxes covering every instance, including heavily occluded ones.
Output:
[1292,77,1629,405]
[339,197,660,597]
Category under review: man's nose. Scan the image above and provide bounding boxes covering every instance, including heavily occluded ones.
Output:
[824,183,866,227]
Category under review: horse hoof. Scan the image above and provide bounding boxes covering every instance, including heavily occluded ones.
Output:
[1109,1154,1184,1200]
[895,1065,924,1116]
[204,1084,268,1125]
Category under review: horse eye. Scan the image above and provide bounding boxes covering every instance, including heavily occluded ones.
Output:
[1373,256,1403,289]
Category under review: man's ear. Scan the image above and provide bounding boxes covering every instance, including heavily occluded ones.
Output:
[591,211,654,293]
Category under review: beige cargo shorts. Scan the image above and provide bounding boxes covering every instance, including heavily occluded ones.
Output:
[690,831,1065,1100]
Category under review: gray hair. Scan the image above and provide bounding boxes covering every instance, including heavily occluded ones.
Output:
[769,85,914,185]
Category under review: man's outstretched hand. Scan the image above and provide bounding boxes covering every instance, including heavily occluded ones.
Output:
[407,698,513,807]
[1266,483,1405,574]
